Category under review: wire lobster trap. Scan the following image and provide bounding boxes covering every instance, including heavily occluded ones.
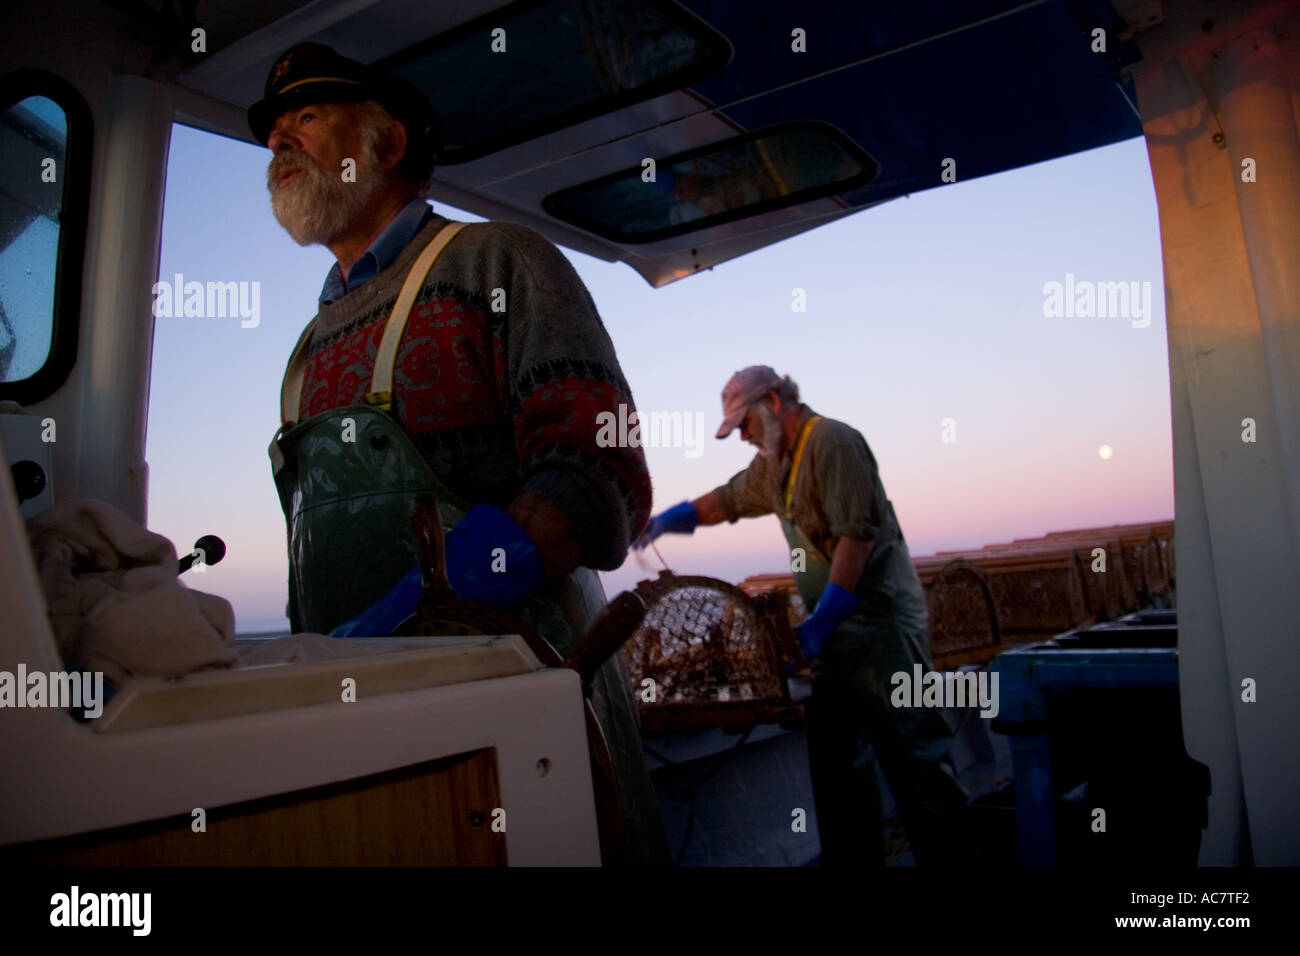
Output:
[624,570,806,733]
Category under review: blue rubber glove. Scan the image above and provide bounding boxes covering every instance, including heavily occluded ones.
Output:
[444,503,545,606]
[631,501,698,550]
[330,565,423,637]
[329,505,545,634]
[795,581,859,659]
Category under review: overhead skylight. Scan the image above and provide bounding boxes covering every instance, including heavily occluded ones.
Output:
[380,0,732,165]
[542,122,879,243]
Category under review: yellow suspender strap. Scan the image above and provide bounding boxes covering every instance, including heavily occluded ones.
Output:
[366,221,466,409]
[278,221,467,426]
[784,415,822,518]
[279,321,315,428]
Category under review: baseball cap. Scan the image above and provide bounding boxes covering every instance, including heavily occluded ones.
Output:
[716,366,784,439]
[248,42,439,158]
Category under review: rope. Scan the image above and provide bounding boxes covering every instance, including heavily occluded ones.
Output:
[651,539,671,573]
[660,721,757,866]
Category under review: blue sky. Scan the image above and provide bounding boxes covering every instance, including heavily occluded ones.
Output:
[148,124,1172,633]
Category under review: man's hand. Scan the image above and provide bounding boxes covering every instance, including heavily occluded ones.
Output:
[446,503,546,606]
[329,565,423,637]
[505,490,582,577]
[631,500,698,551]
[795,581,859,659]
[330,495,564,635]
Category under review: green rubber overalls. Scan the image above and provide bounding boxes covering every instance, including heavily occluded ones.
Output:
[268,223,670,865]
[782,417,967,866]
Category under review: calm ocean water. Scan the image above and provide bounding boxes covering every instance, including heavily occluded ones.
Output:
[235,615,292,638]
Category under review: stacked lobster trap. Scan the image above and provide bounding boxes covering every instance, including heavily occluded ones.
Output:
[623,571,805,733]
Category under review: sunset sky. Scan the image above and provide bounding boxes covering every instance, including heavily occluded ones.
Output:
[147,125,1173,633]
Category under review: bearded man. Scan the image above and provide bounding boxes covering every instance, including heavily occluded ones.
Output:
[634,366,969,866]
[254,43,668,865]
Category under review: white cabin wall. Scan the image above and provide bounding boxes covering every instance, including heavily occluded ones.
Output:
[72,75,172,524]
[1132,0,1300,865]
[1,1,179,524]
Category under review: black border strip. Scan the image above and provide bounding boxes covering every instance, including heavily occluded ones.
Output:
[0,69,93,407]
[541,120,880,245]
[374,0,734,166]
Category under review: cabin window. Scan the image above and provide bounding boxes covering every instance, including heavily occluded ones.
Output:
[0,71,91,404]
[541,121,879,243]
[379,0,731,165]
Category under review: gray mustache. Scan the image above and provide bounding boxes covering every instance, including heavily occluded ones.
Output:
[267,152,319,190]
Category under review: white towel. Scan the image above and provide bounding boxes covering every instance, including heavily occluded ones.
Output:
[25,499,237,682]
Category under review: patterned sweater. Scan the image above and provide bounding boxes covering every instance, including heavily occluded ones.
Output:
[288,214,652,570]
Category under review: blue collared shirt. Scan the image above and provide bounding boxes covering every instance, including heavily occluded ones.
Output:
[319,199,436,305]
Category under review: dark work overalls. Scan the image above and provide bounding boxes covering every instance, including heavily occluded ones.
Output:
[268,223,670,865]
[783,416,968,865]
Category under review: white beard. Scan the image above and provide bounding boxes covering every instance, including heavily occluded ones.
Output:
[755,403,784,458]
[267,147,383,246]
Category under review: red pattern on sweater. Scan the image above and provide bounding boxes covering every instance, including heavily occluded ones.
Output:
[297,294,651,538]
[512,374,622,449]
[290,216,654,567]
[300,296,504,431]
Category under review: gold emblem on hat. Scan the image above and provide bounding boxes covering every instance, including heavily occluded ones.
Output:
[272,53,293,84]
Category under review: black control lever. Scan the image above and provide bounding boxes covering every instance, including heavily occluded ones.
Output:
[179,534,226,574]
[10,460,46,503]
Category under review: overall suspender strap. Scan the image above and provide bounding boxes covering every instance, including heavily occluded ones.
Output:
[279,321,316,428]
[784,415,823,518]
[366,220,467,410]
[277,220,468,426]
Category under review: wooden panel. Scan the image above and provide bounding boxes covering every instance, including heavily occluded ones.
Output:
[2,749,506,866]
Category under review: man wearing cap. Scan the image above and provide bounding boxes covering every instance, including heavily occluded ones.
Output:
[634,367,968,865]
[253,43,669,865]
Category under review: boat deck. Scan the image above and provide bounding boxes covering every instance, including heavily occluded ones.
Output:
[644,681,1018,866]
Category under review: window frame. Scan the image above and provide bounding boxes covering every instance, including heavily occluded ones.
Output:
[541,120,880,244]
[0,69,92,406]
[375,0,734,166]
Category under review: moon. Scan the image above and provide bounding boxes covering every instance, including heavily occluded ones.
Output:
[1099,445,1113,460]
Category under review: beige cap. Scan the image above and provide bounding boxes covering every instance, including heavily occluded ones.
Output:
[716,365,784,439]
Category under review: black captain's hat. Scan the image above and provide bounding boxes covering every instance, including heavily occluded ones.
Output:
[248,42,439,160]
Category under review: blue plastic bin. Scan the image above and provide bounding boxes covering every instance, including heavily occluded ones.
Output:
[990,613,1209,865]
